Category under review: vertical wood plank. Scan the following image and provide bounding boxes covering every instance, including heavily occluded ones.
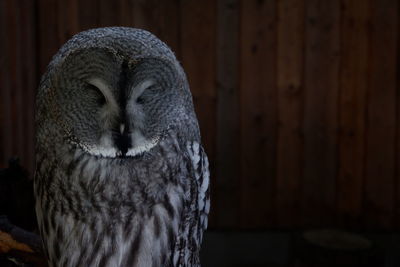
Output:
[0,0,12,167]
[302,0,340,227]
[11,0,25,168]
[276,0,304,228]
[337,0,369,228]
[215,0,240,228]
[5,0,20,161]
[364,0,397,229]
[0,0,4,167]
[397,1,400,230]
[98,0,120,27]
[119,0,135,27]
[78,0,99,31]
[133,0,180,55]
[180,0,217,226]
[20,0,37,174]
[239,0,277,228]
[37,0,59,74]
[57,0,79,44]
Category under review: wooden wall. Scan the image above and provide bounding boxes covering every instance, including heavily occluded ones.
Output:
[0,0,399,230]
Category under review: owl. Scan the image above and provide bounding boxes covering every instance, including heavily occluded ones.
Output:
[34,27,210,267]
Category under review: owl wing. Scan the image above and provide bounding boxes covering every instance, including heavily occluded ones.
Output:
[172,141,210,266]
[186,141,210,243]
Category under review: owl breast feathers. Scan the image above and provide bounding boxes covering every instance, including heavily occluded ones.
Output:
[34,27,210,267]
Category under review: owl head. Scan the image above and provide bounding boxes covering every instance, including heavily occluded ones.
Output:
[37,27,199,158]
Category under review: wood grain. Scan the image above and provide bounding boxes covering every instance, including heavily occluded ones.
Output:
[215,0,240,228]
[98,0,119,27]
[37,0,59,74]
[239,0,277,228]
[78,0,99,30]
[302,0,340,227]
[6,0,23,165]
[0,1,6,165]
[132,0,180,55]
[276,0,304,228]
[0,0,13,166]
[364,0,397,229]
[337,0,369,229]
[19,0,37,174]
[0,0,400,230]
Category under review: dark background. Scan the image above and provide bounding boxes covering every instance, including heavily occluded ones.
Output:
[1,0,400,265]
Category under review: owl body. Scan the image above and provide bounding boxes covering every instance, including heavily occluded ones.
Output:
[35,28,210,267]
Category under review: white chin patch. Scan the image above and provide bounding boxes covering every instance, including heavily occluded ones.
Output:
[126,130,160,157]
[80,132,160,158]
[83,134,118,158]
[86,146,119,158]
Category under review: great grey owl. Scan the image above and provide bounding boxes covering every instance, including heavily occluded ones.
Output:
[34,27,210,267]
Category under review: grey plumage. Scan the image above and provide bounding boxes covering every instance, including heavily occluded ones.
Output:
[34,27,210,267]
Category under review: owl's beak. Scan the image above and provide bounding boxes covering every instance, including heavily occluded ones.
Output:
[113,123,131,156]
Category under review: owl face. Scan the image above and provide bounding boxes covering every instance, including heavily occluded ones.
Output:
[53,47,186,158]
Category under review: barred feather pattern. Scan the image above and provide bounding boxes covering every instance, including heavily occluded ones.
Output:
[34,135,209,267]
